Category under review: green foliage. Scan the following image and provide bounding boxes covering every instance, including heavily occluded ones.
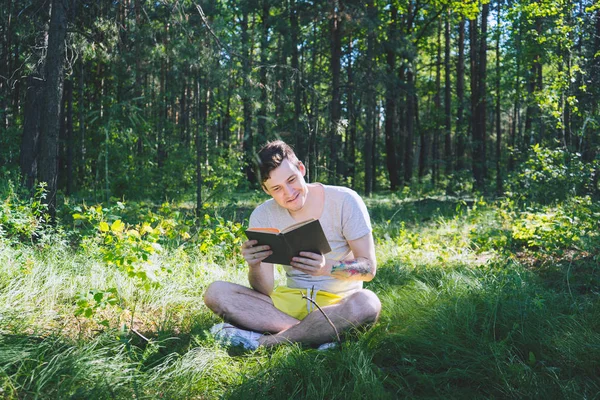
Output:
[507,145,595,204]
[1,194,600,399]
[0,182,50,243]
[510,196,600,255]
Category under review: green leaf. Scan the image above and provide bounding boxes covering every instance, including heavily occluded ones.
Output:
[111,219,124,233]
[100,221,109,232]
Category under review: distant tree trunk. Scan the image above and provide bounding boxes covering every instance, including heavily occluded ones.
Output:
[475,3,489,190]
[39,0,69,217]
[444,10,452,176]
[329,0,343,184]
[290,0,304,160]
[404,69,415,184]
[495,2,503,196]
[509,18,522,172]
[20,76,44,190]
[384,5,399,191]
[77,61,86,186]
[364,0,375,196]
[65,79,74,195]
[257,0,270,144]
[134,0,144,157]
[346,35,357,187]
[195,75,204,216]
[432,20,442,185]
[455,18,466,172]
[470,9,487,191]
[241,9,256,184]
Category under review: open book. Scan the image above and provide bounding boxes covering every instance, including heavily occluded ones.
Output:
[245,218,331,266]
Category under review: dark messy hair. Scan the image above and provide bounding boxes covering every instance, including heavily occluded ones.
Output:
[257,140,301,184]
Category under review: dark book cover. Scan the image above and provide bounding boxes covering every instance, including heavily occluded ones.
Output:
[245,219,331,265]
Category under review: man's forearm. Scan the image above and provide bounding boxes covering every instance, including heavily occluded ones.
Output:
[329,258,376,281]
[248,263,274,295]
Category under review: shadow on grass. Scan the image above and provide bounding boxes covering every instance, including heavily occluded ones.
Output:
[366,196,473,225]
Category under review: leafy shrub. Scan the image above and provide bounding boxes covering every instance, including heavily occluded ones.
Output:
[0,182,49,243]
[510,196,600,255]
[507,144,594,204]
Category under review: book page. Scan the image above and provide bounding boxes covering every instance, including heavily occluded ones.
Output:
[281,218,316,233]
[246,227,280,234]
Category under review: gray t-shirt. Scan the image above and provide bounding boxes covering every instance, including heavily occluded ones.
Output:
[249,184,372,295]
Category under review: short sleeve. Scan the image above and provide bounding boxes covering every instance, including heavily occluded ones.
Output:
[249,206,269,229]
[341,190,372,241]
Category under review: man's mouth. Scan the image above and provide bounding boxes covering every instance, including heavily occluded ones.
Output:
[287,193,299,203]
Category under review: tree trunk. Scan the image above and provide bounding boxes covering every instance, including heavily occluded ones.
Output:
[241,9,256,184]
[495,2,502,196]
[444,10,452,176]
[20,76,44,190]
[384,5,399,191]
[346,35,357,187]
[475,3,489,190]
[39,0,69,217]
[65,79,74,195]
[329,0,343,184]
[258,0,270,144]
[290,0,304,160]
[404,69,415,184]
[364,0,375,196]
[456,18,466,171]
[432,20,442,185]
[195,75,204,216]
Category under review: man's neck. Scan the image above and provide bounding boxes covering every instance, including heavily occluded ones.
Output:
[288,183,324,221]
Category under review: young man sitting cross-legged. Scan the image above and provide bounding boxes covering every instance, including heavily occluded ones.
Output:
[203,140,381,349]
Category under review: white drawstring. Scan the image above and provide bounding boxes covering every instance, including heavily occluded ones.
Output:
[306,286,319,314]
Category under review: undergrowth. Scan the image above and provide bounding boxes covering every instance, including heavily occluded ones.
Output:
[0,186,599,399]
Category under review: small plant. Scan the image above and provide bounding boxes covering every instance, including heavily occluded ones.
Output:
[0,182,49,244]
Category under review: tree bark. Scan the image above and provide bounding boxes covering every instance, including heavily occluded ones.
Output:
[20,76,44,190]
[346,35,357,187]
[65,79,74,195]
[495,1,502,196]
[39,0,70,217]
[384,5,399,191]
[329,0,343,184]
[456,18,466,171]
[257,0,270,144]
[364,0,375,196]
[241,8,256,184]
[444,10,452,175]
[432,19,442,185]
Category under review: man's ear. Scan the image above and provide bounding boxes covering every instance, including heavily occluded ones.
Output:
[297,161,306,177]
[261,183,270,195]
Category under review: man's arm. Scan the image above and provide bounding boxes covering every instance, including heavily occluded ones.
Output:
[242,239,275,295]
[329,233,376,281]
[290,233,377,281]
[248,262,275,295]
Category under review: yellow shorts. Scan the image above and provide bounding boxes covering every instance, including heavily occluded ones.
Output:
[270,286,344,320]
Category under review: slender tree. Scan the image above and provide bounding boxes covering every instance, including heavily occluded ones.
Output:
[39,0,70,217]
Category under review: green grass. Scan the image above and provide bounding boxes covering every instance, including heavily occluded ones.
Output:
[1,193,599,399]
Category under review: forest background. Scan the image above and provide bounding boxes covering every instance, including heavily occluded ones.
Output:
[0,0,599,399]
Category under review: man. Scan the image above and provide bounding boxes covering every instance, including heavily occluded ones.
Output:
[204,140,381,349]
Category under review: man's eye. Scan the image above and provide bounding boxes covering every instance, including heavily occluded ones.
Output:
[289,177,296,182]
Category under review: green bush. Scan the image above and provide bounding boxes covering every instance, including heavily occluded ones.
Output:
[507,145,595,204]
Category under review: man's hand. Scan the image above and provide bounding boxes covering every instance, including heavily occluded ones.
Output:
[290,252,329,276]
[242,240,272,268]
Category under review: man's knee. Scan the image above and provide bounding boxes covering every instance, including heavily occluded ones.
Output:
[203,281,231,313]
[345,289,381,325]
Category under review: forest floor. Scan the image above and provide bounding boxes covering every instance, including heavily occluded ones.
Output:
[1,191,599,399]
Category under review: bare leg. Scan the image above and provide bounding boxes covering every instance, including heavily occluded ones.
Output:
[203,281,299,333]
[258,289,381,346]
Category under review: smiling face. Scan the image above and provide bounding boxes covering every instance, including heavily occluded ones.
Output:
[262,159,308,213]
